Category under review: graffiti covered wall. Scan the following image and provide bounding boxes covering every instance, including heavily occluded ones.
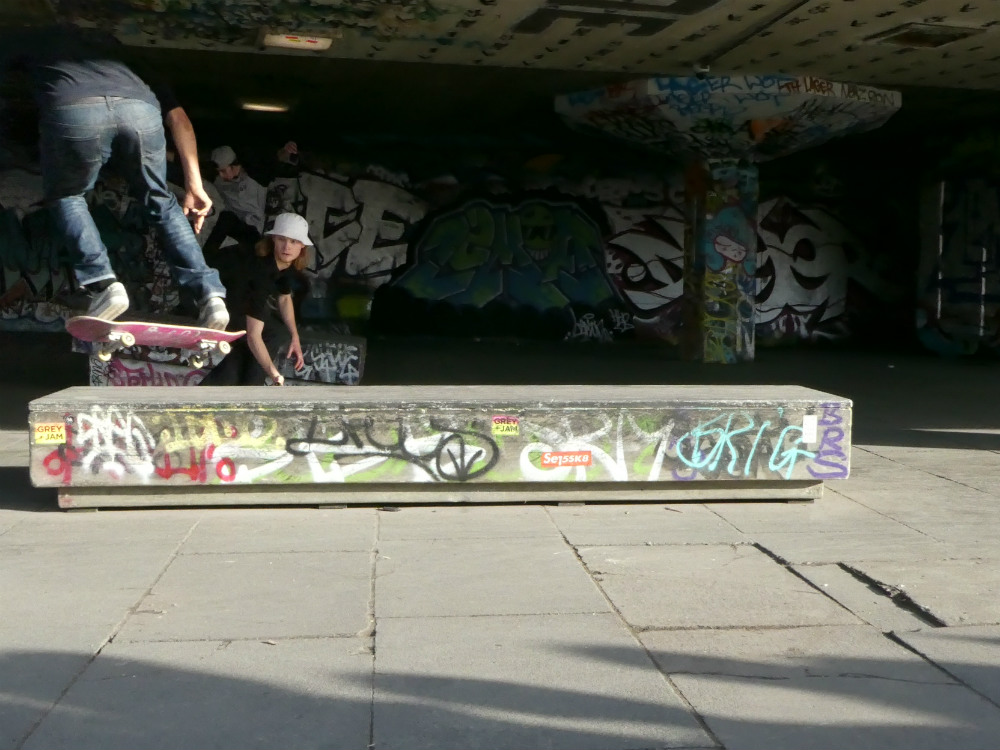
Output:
[917,180,1000,356]
[0,149,892,352]
[29,390,851,489]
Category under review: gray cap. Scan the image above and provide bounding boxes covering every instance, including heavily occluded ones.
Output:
[210,145,237,169]
[265,212,313,246]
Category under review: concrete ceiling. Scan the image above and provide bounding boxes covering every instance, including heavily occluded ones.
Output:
[4,0,1000,141]
[34,0,1000,88]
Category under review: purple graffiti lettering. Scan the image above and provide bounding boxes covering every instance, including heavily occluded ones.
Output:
[808,424,849,479]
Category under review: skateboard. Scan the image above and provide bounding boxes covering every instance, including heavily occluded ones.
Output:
[66,316,246,369]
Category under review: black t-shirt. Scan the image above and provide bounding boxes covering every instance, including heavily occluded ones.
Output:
[219,253,294,331]
[0,25,159,112]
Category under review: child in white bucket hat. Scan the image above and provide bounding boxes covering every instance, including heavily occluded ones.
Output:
[200,212,311,386]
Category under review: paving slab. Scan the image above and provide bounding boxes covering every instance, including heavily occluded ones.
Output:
[640,625,1000,750]
[376,537,608,618]
[377,505,558,540]
[896,625,1000,706]
[180,508,377,553]
[750,528,950,565]
[373,613,713,750]
[858,447,1000,495]
[546,503,746,546]
[843,489,1000,531]
[0,527,192,651]
[577,544,859,630]
[708,492,907,535]
[18,639,373,750]
[842,558,1000,626]
[790,563,934,633]
[115,550,373,642]
[0,430,28,467]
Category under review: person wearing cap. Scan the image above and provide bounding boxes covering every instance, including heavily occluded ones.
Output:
[204,141,298,259]
[0,24,229,328]
[200,212,310,386]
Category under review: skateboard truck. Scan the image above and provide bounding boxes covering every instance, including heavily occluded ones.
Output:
[188,340,231,369]
[95,331,136,362]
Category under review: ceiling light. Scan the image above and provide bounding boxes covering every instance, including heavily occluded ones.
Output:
[241,101,289,113]
[263,32,335,51]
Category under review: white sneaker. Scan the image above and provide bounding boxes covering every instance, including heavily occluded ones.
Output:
[85,281,129,321]
[198,296,229,330]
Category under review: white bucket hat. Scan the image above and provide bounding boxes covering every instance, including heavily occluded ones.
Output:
[210,145,237,169]
[265,212,313,246]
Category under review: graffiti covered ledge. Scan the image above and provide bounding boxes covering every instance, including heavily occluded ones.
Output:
[27,385,851,509]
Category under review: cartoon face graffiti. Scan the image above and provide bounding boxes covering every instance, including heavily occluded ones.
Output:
[704,206,755,273]
[604,214,684,318]
[756,197,856,341]
[713,234,747,265]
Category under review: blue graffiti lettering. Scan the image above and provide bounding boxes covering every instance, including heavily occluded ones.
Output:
[768,425,817,479]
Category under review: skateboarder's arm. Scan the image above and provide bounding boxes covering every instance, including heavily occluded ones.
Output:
[245,315,283,384]
[277,294,304,371]
[163,105,212,233]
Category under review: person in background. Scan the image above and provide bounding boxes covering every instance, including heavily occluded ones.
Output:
[0,24,228,327]
[203,140,298,260]
[200,212,309,386]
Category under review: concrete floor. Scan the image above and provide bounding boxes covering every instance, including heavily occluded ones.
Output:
[2,332,999,749]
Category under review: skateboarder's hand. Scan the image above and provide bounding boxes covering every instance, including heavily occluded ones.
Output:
[182,185,213,234]
[267,373,284,386]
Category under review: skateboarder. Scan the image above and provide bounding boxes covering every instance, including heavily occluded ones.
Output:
[200,212,309,386]
[0,24,228,328]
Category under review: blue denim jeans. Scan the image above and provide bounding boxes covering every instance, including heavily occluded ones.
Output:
[39,96,225,302]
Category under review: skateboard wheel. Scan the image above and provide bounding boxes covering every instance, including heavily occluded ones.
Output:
[190,355,205,369]
[218,341,231,355]
[97,349,113,362]
[120,332,136,347]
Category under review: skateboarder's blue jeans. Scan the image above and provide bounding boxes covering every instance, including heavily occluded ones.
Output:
[39,96,226,303]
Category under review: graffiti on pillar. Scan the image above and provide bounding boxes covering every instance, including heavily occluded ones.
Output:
[30,401,850,488]
[686,162,758,363]
[558,75,900,165]
[514,0,726,37]
[917,180,1000,356]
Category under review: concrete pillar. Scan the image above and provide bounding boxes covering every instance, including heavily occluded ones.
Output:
[682,159,759,363]
[555,74,902,362]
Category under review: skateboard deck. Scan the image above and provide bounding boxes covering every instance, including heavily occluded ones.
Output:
[67,316,245,369]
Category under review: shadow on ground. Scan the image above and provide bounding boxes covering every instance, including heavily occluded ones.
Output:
[3,642,1000,750]
[0,466,57,512]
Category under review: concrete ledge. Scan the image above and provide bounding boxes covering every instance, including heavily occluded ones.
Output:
[28,385,851,508]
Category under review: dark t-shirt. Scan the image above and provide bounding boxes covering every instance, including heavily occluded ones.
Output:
[0,25,159,112]
[219,253,294,332]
